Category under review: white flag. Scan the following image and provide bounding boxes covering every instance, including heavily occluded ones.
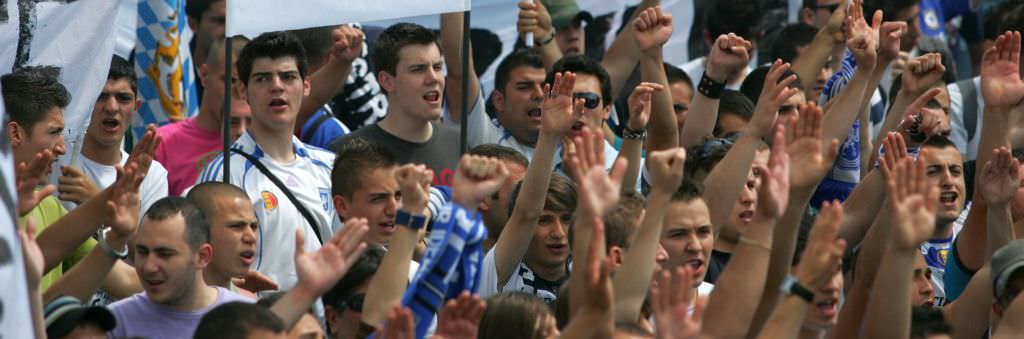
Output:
[226,0,472,37]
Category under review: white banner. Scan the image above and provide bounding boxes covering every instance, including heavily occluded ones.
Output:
[0,89,33,339]
[0,0,122,165]
[226,0,472,37]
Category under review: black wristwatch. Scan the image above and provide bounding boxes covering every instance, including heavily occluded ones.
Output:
[395,209,428,230]
[622,126,647,140]
[780,275,815,303]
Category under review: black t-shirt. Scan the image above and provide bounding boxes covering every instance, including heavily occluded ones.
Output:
[704,249,732,284]
[332,122,460,186]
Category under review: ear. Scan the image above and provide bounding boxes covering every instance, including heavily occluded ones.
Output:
[324,306,339,336]
[199,64,210,88]
[378,71,395,93]
[134,97,143,112]
[7,121,23,148]
[602,103,612,121]
[478,199,491,213]
[703,29,713,48]
[187,17,198,32]
[196,243,214,268]
[801,8,815,24]
[492,90,506,115]
[994,303,1005,318]
[608,246,625,268]
[302,78,312,97]
[333,194,350,220]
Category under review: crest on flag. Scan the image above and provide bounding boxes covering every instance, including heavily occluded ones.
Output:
[133,0,198,140]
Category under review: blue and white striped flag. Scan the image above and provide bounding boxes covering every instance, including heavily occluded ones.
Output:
[132,0,198,140]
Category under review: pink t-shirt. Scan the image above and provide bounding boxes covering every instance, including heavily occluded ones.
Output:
[156,118,223,196]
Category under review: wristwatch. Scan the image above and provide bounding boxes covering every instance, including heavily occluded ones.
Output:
[98,227,129,260]
[780,275,815,303]
[395,209,428,230]
[622,126,647,140]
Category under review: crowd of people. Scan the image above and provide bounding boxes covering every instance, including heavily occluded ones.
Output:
[6,0,1024,338]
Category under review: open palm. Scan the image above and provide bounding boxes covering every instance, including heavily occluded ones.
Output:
[294,218,368,296]
[981,31,1024,109]
[787,103,839,189]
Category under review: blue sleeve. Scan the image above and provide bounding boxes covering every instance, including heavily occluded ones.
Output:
[943,243,973,303]
[308,118,349,149]
[941,0,971,19]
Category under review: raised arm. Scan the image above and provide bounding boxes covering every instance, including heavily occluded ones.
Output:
[441,12,479,123]
[493,72,577,287]
[619,82,662,192]
[703,60,797,230]
[613,147,685,323]
[558,217,614,339]
[296,25,363,130]
[362,165,434,327]
[600,1,658,99]
[979,148,1021,258]
[43,162,143,303]
[271,220,368,328]
[757,201,846,339]
[704,125,789,339]
[679,34,752,147]
[791,0,847,93]
[633,6,678,152]
[819,0,879,145]
[863,157,939,339]
[956,31,1023,272]
[870,54,946,164]
[517,1,562,69]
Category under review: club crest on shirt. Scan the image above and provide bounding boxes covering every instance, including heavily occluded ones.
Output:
[262,191,278,211]
[319,188,332,212]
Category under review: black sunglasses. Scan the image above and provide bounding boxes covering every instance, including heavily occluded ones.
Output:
[338,293,365,312]
[573,92,601,109]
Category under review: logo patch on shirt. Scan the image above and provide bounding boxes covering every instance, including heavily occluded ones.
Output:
[319,188,332,212]
[262,191,278,211]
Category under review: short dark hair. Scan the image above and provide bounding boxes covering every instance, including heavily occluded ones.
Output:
[740,66,804,103]
[322,246,386,309]
[142,197,209,252]
[290,25,337,68]
[2,65,71,131]
[193,302,285,339]
[185,0,221,20]
[236,31,308,86]
[670,178,705,203]
[331,137,398,197]
[921,135,957,150]
[665,62,692,88]
[371,23,440,77]
[108,55,137,94]
[548,55,613,108]
[715,90,755,135]
[604,191,645,250]
[468,144,529,169]
[508,173,577,216]
[706,0,762,41]
[863,0,920,22]
[999,5,1024,35]
[770,23,819,63]
[910,306,951,339]
[186,182,250,223]
[494,48,545,94]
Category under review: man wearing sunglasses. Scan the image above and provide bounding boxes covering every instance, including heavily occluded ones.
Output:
[800,0,842,29]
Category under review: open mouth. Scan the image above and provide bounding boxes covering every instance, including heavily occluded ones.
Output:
[547,243,567,254]
[239,250,255,265]
[379,222,396,235]
[939,191,958,204]
[143,278,165,289]
[739,210,754,223]
[570,121,584,131]
[684,258,704,271]
[269,98,288,110]
[815,298,838,317]
[101,118,120,131]
[527,108,542,118]
[423,90,441,104]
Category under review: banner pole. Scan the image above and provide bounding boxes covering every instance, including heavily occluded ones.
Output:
[222,34,233,183]
[459,9,471,155]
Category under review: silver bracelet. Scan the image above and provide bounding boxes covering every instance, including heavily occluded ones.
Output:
[98,227,129,260]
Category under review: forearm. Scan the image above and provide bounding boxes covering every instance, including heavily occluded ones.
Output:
[43,237,123,303]
[618,138,643,193]
[559,307,613,339]
[680,91,719,147]
[362,226,419,327]
[37,189,111,271]
[837,169,886,246]
[852,208,893,287]
[959,106,1013,270]
[496,133,559,283]
[298,59,352,124]
[100,260,142,300]
[704,217,775,339]
[756,296,811,339]
[793,31,838,93]
[441,12,479,121]
[539,40,563,69]
[871,92,914,164]
[821,69,874,144]
[988,204,1014,259]
[704,132,761,229]
[641,53,678,151]
[612,191,670,323]
[862,246,916,339]
[270,285,319,328]
[30,284,44,339]
[599,0,655,99]
[945,266,993,339]
[826,281,869,339]
[568,213,595,318]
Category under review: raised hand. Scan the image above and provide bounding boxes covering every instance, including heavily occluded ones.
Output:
[877,21,907,64]
[650,265,707,339]
[846,0,880,68]
[540,72,581,137]
[633,6,674,58]
[750,60,799,137]
[18,219,45,289]
[232,270,279,293]
[705,33,753,83]
[894,88,945,146]
[885,156,939,249]
[330,25,365,63]
[980,147,1022,207]
[105,163,143,239]
[823,0,849,44]
[566,127,628,218]
[395,164,434,213]
[376,305,415,339]
[57,165,100,205]
[878,132,910,180]
[757,124,790,219]
[793,200,847,288]
[787,103,840,189]
[16,149,56,216]
[900,53,946,95]
[451,155,510,209]
[517,0,553,41]
[646,147,687,195]
[433,292,486,339]
[293,218,369,296]
[126,124,160,176]
[980,31,1024,109]
[627,82,664,131]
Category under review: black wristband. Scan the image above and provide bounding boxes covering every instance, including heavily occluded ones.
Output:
[621,126,647,140]
[537,31,556,46]
[698,72,725,99]
[781,275,815,303]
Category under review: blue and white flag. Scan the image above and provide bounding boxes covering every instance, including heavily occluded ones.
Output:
[133,0,199,139]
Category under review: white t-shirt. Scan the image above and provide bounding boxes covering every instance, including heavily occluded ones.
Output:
[196,131,338,291]
[478,248,568,303]
[54,149,168,216]
[947,76,984,161]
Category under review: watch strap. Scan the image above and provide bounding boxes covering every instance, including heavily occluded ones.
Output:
[98,227,129,260]
[780,275,815,303]
[395,209,428,230]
